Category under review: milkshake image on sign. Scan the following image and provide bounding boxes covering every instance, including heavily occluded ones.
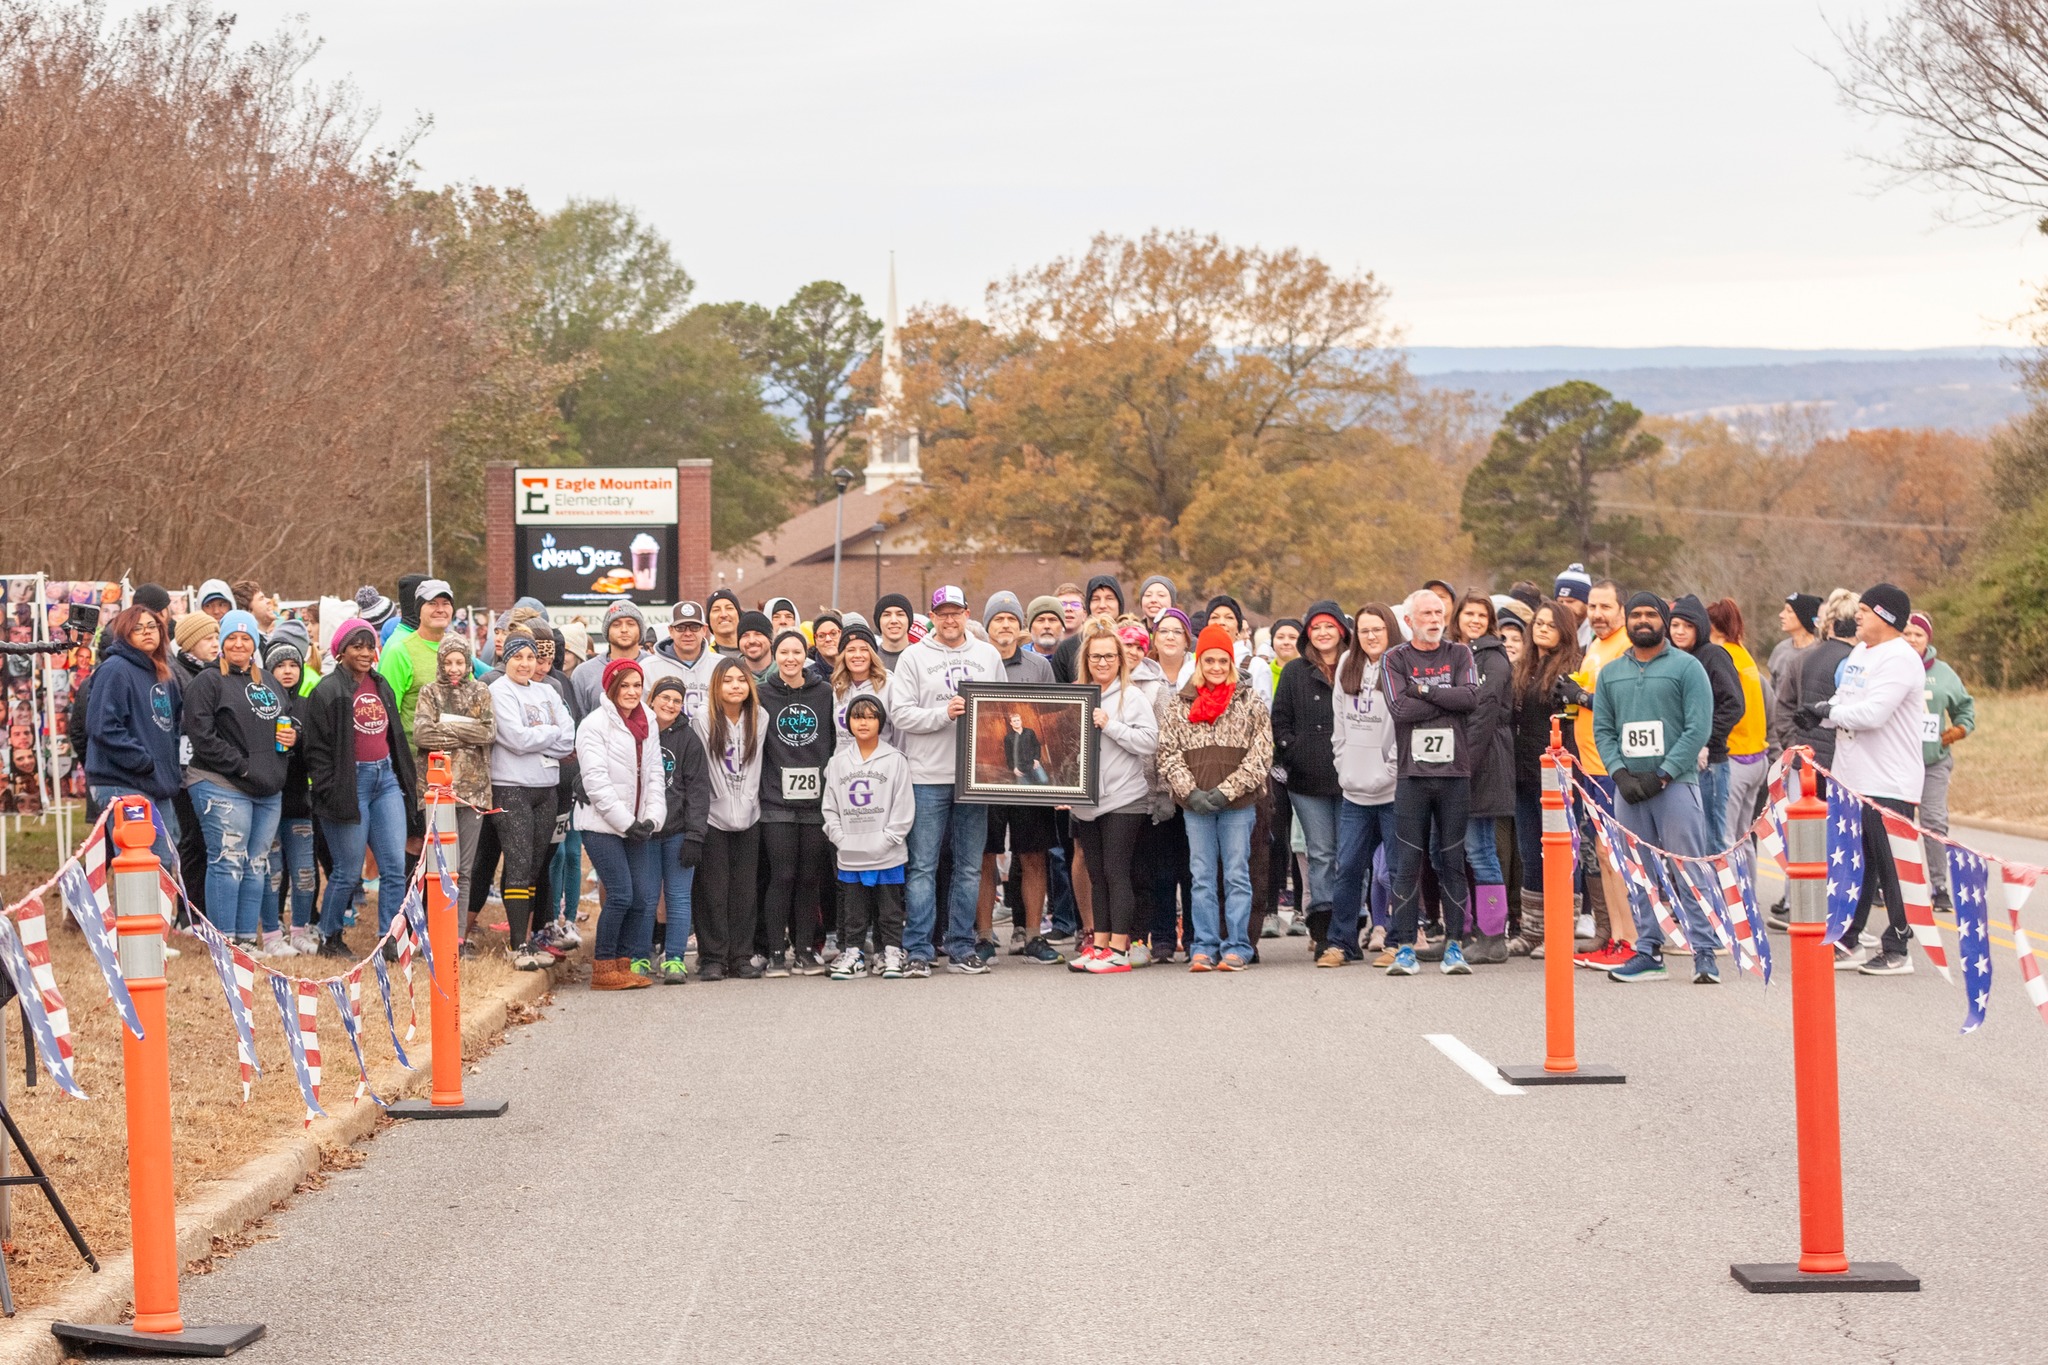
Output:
[631,532,660,591]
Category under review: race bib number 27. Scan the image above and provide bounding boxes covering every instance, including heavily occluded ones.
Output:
[1411,727,1455,763]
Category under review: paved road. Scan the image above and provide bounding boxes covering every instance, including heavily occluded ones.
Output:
[177,868,2048,1365]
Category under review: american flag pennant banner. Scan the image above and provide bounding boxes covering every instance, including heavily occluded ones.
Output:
[1595,816,1654,943]
[202,932,262,1100]
[369,944,413,1069]
[327,971,386,1107]
[11,892,82,1080]
[1612,819,1689,952]
[392,909,420,1043]
[296,979,323,1113]
[1880,808,1950,983]
[430,831,459,920]
[1717,849,1772,983]
[268,974,327,1122]
[56,863,143,1039]
[402,884,443,1000]
[143,803,184,927]
[1947,846,1993,1034]
[1823,783,1865,946]
[2001,864,2047,1028]
[1678,857,1738,963]
[0,914,84,1098]
[1645,848,1702,953]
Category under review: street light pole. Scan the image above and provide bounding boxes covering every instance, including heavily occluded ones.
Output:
[872,522,885,607]
[829,467,855,611]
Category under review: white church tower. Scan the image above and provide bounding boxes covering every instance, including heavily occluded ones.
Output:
[863,253,922,495]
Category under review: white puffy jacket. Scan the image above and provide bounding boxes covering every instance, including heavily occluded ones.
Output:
[573,699,666,835]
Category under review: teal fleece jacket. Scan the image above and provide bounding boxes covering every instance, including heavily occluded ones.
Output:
[1591,642,1713,785]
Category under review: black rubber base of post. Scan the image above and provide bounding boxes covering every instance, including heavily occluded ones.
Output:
[1497,1063,1627,1086]
[386,1097,509,1120]
[51,1321,266,1356]
[1730,1262,1920,1293]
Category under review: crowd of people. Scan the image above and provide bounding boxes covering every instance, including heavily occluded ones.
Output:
[70,564,1976,990]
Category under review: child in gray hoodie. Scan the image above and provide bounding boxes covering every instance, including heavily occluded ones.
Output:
[820,695,914,979]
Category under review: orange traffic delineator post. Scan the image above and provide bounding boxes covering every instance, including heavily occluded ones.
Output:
[389,753,507,1121]
[1500,718,1624,1086]
[52,796,265,1357]
[1732,759,1917,1293]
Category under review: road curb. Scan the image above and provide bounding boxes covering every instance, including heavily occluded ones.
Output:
[0,956,574,1365]
[1953,814,2048,844]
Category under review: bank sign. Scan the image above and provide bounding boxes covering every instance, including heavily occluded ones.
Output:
[514,468,679,606]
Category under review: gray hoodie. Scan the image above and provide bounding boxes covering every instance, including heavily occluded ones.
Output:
[882,634,1006,784]
[820,736,915,871]
[1328,651,1397,806]
[692,704,767,832]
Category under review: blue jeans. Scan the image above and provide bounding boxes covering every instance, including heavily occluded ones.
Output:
[1046,843,1079,937]
[1330,799,1397,956]
[905,784,988,963]
[654,832,697,962]
[1467,815,1503,885]
[584,830,662,962]
[264,817,318,932]
[1611,776,1716,964]
[1513,779,1544,894]
[318,759,409,938]
[1287,791,1341,913]
[190,780,282,938]
[1698,759,1730,851]
[1184,803,1256,961]
[550,830,583,923]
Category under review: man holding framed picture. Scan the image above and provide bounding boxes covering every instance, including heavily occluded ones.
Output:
[886,585,1006,976]
[976,591,1062,964]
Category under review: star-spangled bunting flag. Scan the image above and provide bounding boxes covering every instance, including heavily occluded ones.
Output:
[1880,808,1950,982]
[369,944,413,1069]
[1611,818,1689,952]
[1678,857,1740,966]
[2001,864,2046,1028]
[296,978,323,1113]
[430,830,459,920]
[0,913,84,1097]
[86,804,181,929]
[268,973,327,1121]
[200,932,262,1100]
[327,971,386,1107]
[11,892,82,1078]
[402,883,442,998]
[392,905,421,1043]
[56,863,143,1038]
[1716,850,1772,983]
[1947,845,1993,1034]
[1823,782,1865,945]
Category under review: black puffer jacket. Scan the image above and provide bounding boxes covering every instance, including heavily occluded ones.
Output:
[1271,656,1340,798]
[182,663,291,798]
[1466,635,1516,818]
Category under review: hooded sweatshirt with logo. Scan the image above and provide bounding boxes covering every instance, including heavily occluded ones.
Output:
[821,735,915,871]
[182,661,291,797]
[693,705,768,832]
[655,715,712,852]
[1328,652,1397,806]
[1076,677,1160,820]
[883,633,1006,784]
[758,669,837,824]
[85,638,184,799]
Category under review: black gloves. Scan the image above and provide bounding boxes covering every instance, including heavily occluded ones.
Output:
[679,836,703,869]
[1184,788,1227,815]
[1613,768,1668,805]
[1792,700,1831,731]
[1551,675,1592,709]
[625,818,656,840]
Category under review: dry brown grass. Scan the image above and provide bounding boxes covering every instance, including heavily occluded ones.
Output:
[0,818,573,1310]
[1949,691,2048,827]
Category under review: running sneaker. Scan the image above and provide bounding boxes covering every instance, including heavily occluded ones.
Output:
[948,955,990,975]
[289,929,321,956]
[1386,946,1420,976]
[764,951,791,978]
[905,957,932,978]
[661,955,688,984]
[698,961,728,982]
[1833,942,1869,971]
[555,918,584,951]
[731,958,765,980]
[1217,952,1251,972]
[512,948,547,971]
[1857,950,1913,976]
[1692,958,1721,985]
[794,946,829,976]
[1127,941,1153,968]
[974,938,999,965]
[1607,951,1668,983]
[830,948,868,980]
[1366,925,1387,953]
[1440,941,1472,976]
[1068,945,1101,973]
[1008,926,1028,955]
[627,958,654,982]
[1021,937,1064,965]
[1084,949,1131,974]
[532,923,568,960]
[881,946,907,979]
[1260,916,1282,939]
[823,932,839,957]
[1765,906,1790,933]
[1188,954,1215,972]
[1574,939,1634,971]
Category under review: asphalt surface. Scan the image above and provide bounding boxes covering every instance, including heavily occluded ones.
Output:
[177,828,2048,1365]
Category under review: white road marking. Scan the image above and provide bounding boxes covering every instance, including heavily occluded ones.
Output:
[1425,1034,1525,1096]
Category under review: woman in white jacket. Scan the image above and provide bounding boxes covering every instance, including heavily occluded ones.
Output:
[488,634,577,968]
[1068,618,1160,974]
[576,658,666,991]
[691,657,769,981]
[1323,603,1401,965]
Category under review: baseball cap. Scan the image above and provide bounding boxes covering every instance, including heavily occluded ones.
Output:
[670,601,706,627]
[416,578,454,603]
[931,585,967,610]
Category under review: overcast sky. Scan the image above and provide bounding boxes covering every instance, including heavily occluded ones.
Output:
[211,0,2042,348]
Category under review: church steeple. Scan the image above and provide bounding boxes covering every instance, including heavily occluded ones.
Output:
[863,252,921,495]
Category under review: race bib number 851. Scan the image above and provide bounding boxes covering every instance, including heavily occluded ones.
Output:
[1621,721,1665,758]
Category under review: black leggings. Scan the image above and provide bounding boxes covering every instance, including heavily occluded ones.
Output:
[761,821,829,955]
[696,825,761,970]
[1393,775,1470,944]
[1074,810,1146,939]
[492,785,557,945]
[1846,796,1916,958]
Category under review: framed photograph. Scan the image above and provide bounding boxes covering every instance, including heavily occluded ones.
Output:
[953,681,1100,807]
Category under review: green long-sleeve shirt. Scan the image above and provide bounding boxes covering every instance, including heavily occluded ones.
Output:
[1920,649,1975,765]
[1592,642,1713,785]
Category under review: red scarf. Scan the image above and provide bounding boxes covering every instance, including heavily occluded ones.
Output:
[620,701,649,744]
[1188,680,1234,725]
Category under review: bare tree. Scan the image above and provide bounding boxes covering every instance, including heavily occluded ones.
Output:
[1831,0,2048,226]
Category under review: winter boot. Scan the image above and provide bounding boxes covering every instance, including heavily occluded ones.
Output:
[1577,862,1608,951]
[1511,887,1546,957]
[1471,885,1510,964]
[590,958,629,991]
